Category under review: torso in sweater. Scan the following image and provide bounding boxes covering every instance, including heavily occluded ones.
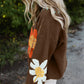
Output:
[26,8,67,84]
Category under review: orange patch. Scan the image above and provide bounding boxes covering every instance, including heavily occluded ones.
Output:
[27,26,38,58]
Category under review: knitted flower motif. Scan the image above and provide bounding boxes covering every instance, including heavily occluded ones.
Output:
[28,27,38,58]
[29,59,48,84]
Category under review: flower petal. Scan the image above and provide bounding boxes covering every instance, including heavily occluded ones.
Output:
[30,62,37,69]
[33,76,38,83]
[37,78,42,84]
[44,67,47,74]
[32,59,39,67]
[40,60,48,69]
[29,70,35,75]
[41,76,46,82]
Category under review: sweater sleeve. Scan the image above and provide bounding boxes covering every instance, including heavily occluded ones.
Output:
[27,16,62,84]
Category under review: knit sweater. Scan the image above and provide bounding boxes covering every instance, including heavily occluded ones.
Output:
[26,8,67,84]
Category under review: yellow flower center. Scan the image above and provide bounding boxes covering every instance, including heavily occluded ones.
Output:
[34,67,44,82]
[29,35,37,48]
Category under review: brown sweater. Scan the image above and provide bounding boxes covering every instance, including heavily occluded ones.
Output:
[26,8,67,84]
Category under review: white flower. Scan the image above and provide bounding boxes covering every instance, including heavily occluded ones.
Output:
[29,59,48,84]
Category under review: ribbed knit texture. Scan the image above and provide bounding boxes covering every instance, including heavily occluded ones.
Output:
[26,8,67,84]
